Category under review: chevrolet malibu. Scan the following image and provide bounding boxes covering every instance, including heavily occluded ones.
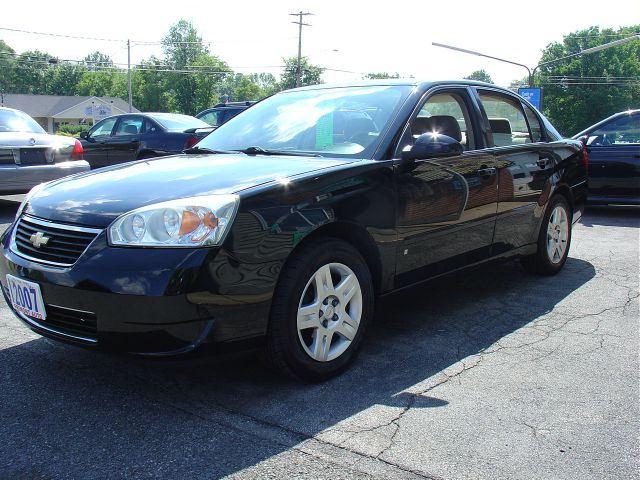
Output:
[0,81,588,381]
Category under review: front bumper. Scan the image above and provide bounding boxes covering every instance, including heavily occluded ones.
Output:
[0,161,89,194]
[0,223,276,355]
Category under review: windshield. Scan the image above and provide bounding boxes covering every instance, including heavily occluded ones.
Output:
[197,85,411,158]
[0,109,46,134]
[149,114,210,131]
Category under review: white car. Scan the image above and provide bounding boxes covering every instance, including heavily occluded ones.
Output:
[0,107,89,194]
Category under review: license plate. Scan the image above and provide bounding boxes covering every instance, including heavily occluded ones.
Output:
[19,148,48,165]
[6,275,47,320]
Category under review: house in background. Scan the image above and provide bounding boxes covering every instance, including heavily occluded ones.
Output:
[0,94,139,133]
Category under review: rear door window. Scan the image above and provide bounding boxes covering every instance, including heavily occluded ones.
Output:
[478,91,532,147]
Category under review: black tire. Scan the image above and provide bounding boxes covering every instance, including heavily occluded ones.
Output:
[521,195,572,275]
[267,238,374,382]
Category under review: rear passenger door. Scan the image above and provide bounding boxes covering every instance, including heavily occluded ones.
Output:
[474,88,555,254]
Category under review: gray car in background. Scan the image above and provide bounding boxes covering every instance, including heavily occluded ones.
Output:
[0,107,89,194]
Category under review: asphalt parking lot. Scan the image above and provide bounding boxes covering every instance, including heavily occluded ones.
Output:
[0,197,638,480]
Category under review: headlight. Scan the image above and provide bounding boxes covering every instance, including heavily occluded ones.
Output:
[108,195,239,247]
[15,182,47,220]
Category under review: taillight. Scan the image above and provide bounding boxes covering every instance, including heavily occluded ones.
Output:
[71,139,83,160]
[579,135,589,169]
[184,136,198,149]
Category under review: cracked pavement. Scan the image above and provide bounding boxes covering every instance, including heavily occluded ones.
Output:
[0,199,638,479]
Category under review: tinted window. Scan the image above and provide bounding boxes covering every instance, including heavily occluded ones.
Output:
[89,117,117,137]
[411,92,474,151]
[587,114,640,146]
[479,91,532,146]
[523,104,543,142]
[114,117,143,136]
[198,85,411,158]
[0,109,46,134]
[199,111,221,126]
[149,114,210,131]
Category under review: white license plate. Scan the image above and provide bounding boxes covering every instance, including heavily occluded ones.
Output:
[6,275,47,320]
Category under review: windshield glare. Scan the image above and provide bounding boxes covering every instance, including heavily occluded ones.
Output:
[150,114,210,131]
[198,85,411,158]
[0,109,46,134]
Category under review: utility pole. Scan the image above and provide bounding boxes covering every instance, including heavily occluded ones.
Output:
[127,39,132,112]
[289,11,312,88]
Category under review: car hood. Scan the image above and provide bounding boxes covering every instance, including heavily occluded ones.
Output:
[25,153,352,226]
[0,132,75,148]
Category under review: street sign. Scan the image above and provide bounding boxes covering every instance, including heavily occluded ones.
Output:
[518,87,543,111]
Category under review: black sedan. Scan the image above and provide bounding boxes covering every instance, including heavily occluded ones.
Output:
[572,109,640,205]
[79,112,213,169]
[0,80,587,381]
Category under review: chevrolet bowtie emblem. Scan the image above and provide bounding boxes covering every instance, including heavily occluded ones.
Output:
[29,232,50,248]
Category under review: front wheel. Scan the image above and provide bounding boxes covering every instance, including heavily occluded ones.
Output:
[521,195,572,275]
[267,238,374,381]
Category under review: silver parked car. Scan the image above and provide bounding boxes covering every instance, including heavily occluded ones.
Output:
[0,107,89,194]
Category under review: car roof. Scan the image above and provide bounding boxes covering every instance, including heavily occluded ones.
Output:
[289,79,498,91]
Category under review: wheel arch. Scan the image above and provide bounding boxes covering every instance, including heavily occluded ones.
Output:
[285,221,384,296]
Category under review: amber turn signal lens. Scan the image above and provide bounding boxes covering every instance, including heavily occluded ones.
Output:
[179,210,201,236]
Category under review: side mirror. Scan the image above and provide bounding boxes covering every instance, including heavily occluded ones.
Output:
[79,131,89,140]
[402,132,463,161]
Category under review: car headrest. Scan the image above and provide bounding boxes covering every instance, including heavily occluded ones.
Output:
[489,118,512,134]
[123,124,139,135]
[413,115,462,142]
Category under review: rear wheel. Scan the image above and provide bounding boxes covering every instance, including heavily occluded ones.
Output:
[267,238,374,381]
[521,195,572,275]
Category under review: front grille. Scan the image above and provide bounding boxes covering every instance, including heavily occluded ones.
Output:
[33,304,97,339]
[12,216,102,266]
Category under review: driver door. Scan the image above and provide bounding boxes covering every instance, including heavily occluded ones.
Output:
[394,88,501,287]
[83,117,117,169]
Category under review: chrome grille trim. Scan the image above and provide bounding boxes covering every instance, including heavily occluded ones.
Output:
[10,215,103,267]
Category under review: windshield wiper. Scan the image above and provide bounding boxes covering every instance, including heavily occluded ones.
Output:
[183,146,235,154]
[234,146,323,157]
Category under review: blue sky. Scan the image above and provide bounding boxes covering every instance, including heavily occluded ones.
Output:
[2,0,638,86]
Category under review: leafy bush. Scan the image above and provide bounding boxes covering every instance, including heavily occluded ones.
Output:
[56,124,88,137]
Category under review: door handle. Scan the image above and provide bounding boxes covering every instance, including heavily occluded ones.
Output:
[477,167,496,177]
[131,139,140,144]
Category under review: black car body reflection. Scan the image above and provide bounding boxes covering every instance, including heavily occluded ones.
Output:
[572,109,640,205]
[0,81,588,380]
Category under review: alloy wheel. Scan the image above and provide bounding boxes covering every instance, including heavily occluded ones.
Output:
[296,262,362,362]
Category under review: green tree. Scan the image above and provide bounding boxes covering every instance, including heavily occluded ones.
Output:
[364,72,400,80]
[47,63,87,96]
[161,19,230,114]
[83,51,114,71]
[538,25,640,135]
[132,57,174,112]
[465,69,493,83]
[0,40,16,94]
[279,56,324,90]
[76,69,127,98]
[10,50,57,94]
